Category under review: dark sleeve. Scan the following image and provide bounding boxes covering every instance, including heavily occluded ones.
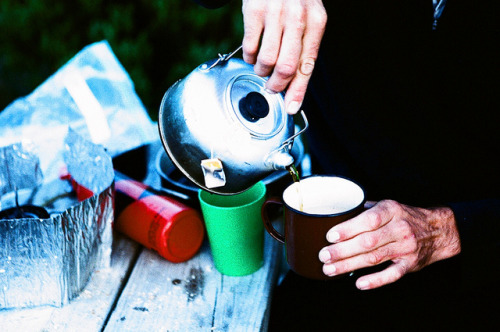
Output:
[191,0,232,9]
[448,199,500,251]
[447,199,500,285]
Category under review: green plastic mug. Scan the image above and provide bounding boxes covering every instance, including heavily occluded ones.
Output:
[198,181,266,276]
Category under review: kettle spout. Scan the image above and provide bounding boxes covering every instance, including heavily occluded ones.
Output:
[265,144,295,170]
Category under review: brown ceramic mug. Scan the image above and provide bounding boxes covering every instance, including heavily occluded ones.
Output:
[261,175,365,280]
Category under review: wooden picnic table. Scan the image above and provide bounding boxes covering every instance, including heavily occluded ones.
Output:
[0,143,285,332]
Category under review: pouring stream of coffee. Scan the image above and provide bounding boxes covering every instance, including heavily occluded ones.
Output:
[286,164,304,212]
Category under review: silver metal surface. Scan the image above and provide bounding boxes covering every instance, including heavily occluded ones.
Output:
[0,133,113,309]
[158,53,305,195]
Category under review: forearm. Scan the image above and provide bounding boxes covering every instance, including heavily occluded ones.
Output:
[419,197,500,267]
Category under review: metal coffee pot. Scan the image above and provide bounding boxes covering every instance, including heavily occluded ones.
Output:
[158,47,308,195]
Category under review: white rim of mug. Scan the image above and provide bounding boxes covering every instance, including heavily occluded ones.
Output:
[282,175,366,217]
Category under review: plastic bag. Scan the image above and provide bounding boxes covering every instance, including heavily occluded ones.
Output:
[0,40,157,182]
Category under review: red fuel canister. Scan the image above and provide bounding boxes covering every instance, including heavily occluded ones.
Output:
[113,171,205,263]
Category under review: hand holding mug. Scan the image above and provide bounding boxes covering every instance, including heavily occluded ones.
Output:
[319,200,462,290]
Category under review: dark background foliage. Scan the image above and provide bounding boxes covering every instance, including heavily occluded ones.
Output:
[0,0,242,121]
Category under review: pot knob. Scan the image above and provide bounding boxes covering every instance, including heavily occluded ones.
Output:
[239,92,269,122]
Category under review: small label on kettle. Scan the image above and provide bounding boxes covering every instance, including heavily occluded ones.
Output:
[201,158,226,188]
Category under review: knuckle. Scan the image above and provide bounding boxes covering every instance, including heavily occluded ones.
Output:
[286,4,306,21]
[275,62,297,79]
[258,54,277,69]
[382,199,397,208]
[328,246,342,260]
[334,260,349,274]
[268,0,282,11]
[264,1,282,17]
[406,236,418,253]
[309,7,328,28]
[361,233,378,249]
[366,250,385,265]
[399,220,413,237]
[244,1,265,16]
[384,199,403,214]
[394,261,409,278]
[370,276,388,289]
[365,210,384,229]
[242,42,258,59]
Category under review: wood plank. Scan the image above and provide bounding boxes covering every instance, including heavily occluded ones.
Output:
[103,232,282,332]
[0,233,141,332]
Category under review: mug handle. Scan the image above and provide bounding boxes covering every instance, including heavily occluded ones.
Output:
[261,197,285,244]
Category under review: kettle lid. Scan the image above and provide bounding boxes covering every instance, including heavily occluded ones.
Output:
[224,68,286,139]
[194,46,286,138]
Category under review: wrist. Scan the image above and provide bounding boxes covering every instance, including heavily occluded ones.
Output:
[428,206,462,262]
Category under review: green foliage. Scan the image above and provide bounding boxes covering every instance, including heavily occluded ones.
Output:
[0,0,243,121]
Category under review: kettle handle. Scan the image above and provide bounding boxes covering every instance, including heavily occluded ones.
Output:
[282,110,309,147]
[203,45,243,71]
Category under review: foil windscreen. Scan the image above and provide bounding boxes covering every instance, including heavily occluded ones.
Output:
[0,40,156,309]
[0,131,114,309]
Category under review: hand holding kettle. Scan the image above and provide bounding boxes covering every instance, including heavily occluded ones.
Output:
[241,0,327,115]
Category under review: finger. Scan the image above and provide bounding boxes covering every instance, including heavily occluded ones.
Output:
[265,2,305,93]
[283,0,327,114]
[321,227,396,266]
[282,62,308,115]
[326,200,395,243]
[241,0,265,65]
[355,260,410,290]
[253,2,283,77]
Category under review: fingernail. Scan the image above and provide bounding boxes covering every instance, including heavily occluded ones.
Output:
[357,280,370,290]
[326,231,340,243]
[264,88,277,94]
[286,101,301,115]
[323,264,336,276]
[318,248,331,263]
